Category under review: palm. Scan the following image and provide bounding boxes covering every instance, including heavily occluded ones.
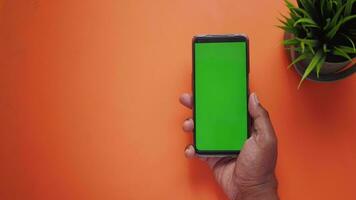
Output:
[204,131,276,199]
[180,93,278,200]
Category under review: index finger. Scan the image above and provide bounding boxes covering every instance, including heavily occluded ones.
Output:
[179,93,193,109]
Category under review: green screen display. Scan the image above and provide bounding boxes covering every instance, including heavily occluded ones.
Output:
[194,41,248,152]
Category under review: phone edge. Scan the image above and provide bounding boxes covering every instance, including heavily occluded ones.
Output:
[192,34,250,157]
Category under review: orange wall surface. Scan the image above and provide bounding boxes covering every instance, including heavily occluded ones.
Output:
[0,0,356,200]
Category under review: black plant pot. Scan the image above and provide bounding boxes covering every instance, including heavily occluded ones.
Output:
[284,32,355,82]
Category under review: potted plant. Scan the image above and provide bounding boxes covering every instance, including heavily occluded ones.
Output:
[279,0,356,88]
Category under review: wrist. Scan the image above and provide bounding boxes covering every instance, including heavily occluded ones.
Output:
[234,174,279,200]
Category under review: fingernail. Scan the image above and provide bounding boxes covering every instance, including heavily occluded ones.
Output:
[184,147,191,157]
[185,146,195,158]
[252,93,259,106]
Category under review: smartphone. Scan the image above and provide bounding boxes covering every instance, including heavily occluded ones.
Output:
[192,34,249,156]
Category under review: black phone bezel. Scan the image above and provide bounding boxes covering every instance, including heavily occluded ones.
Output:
[192,34,250,156]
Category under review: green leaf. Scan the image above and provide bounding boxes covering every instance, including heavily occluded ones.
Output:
[296,38,319,46]
[288,53,309,68]
[285,0,296,9]
[301,40,305,53]
[334,46,353,60]
[280,13,296,28]
[294,48,305,52]
[290,7,312,18]
[277,18,288,27]
[306,42,315,54]
[326,15,356,39]
[332,0,341,10]
[328,4,346,30]
[323,18,332,31]
[323,43,327,53]
[325,0,334,17]
[293,18,319,28]
[278,25,298,35]
[335,45,356,54]
[340,33,356,52]
[344,0,356,16]
[298,0,315,17]
[316,54,326,78]
[298,50,324,89]
[276,25,286,30]
[320,0,326,17]
[283,38,300,46]
[296,0,303,8]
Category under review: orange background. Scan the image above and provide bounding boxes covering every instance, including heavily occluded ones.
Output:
[0,0,355,199]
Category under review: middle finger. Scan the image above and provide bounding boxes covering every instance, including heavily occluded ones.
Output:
[182,118,194,132]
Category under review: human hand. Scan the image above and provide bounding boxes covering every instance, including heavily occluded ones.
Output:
[180,93,279,200]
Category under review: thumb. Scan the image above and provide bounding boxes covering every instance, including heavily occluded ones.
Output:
[248,93,277,148]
